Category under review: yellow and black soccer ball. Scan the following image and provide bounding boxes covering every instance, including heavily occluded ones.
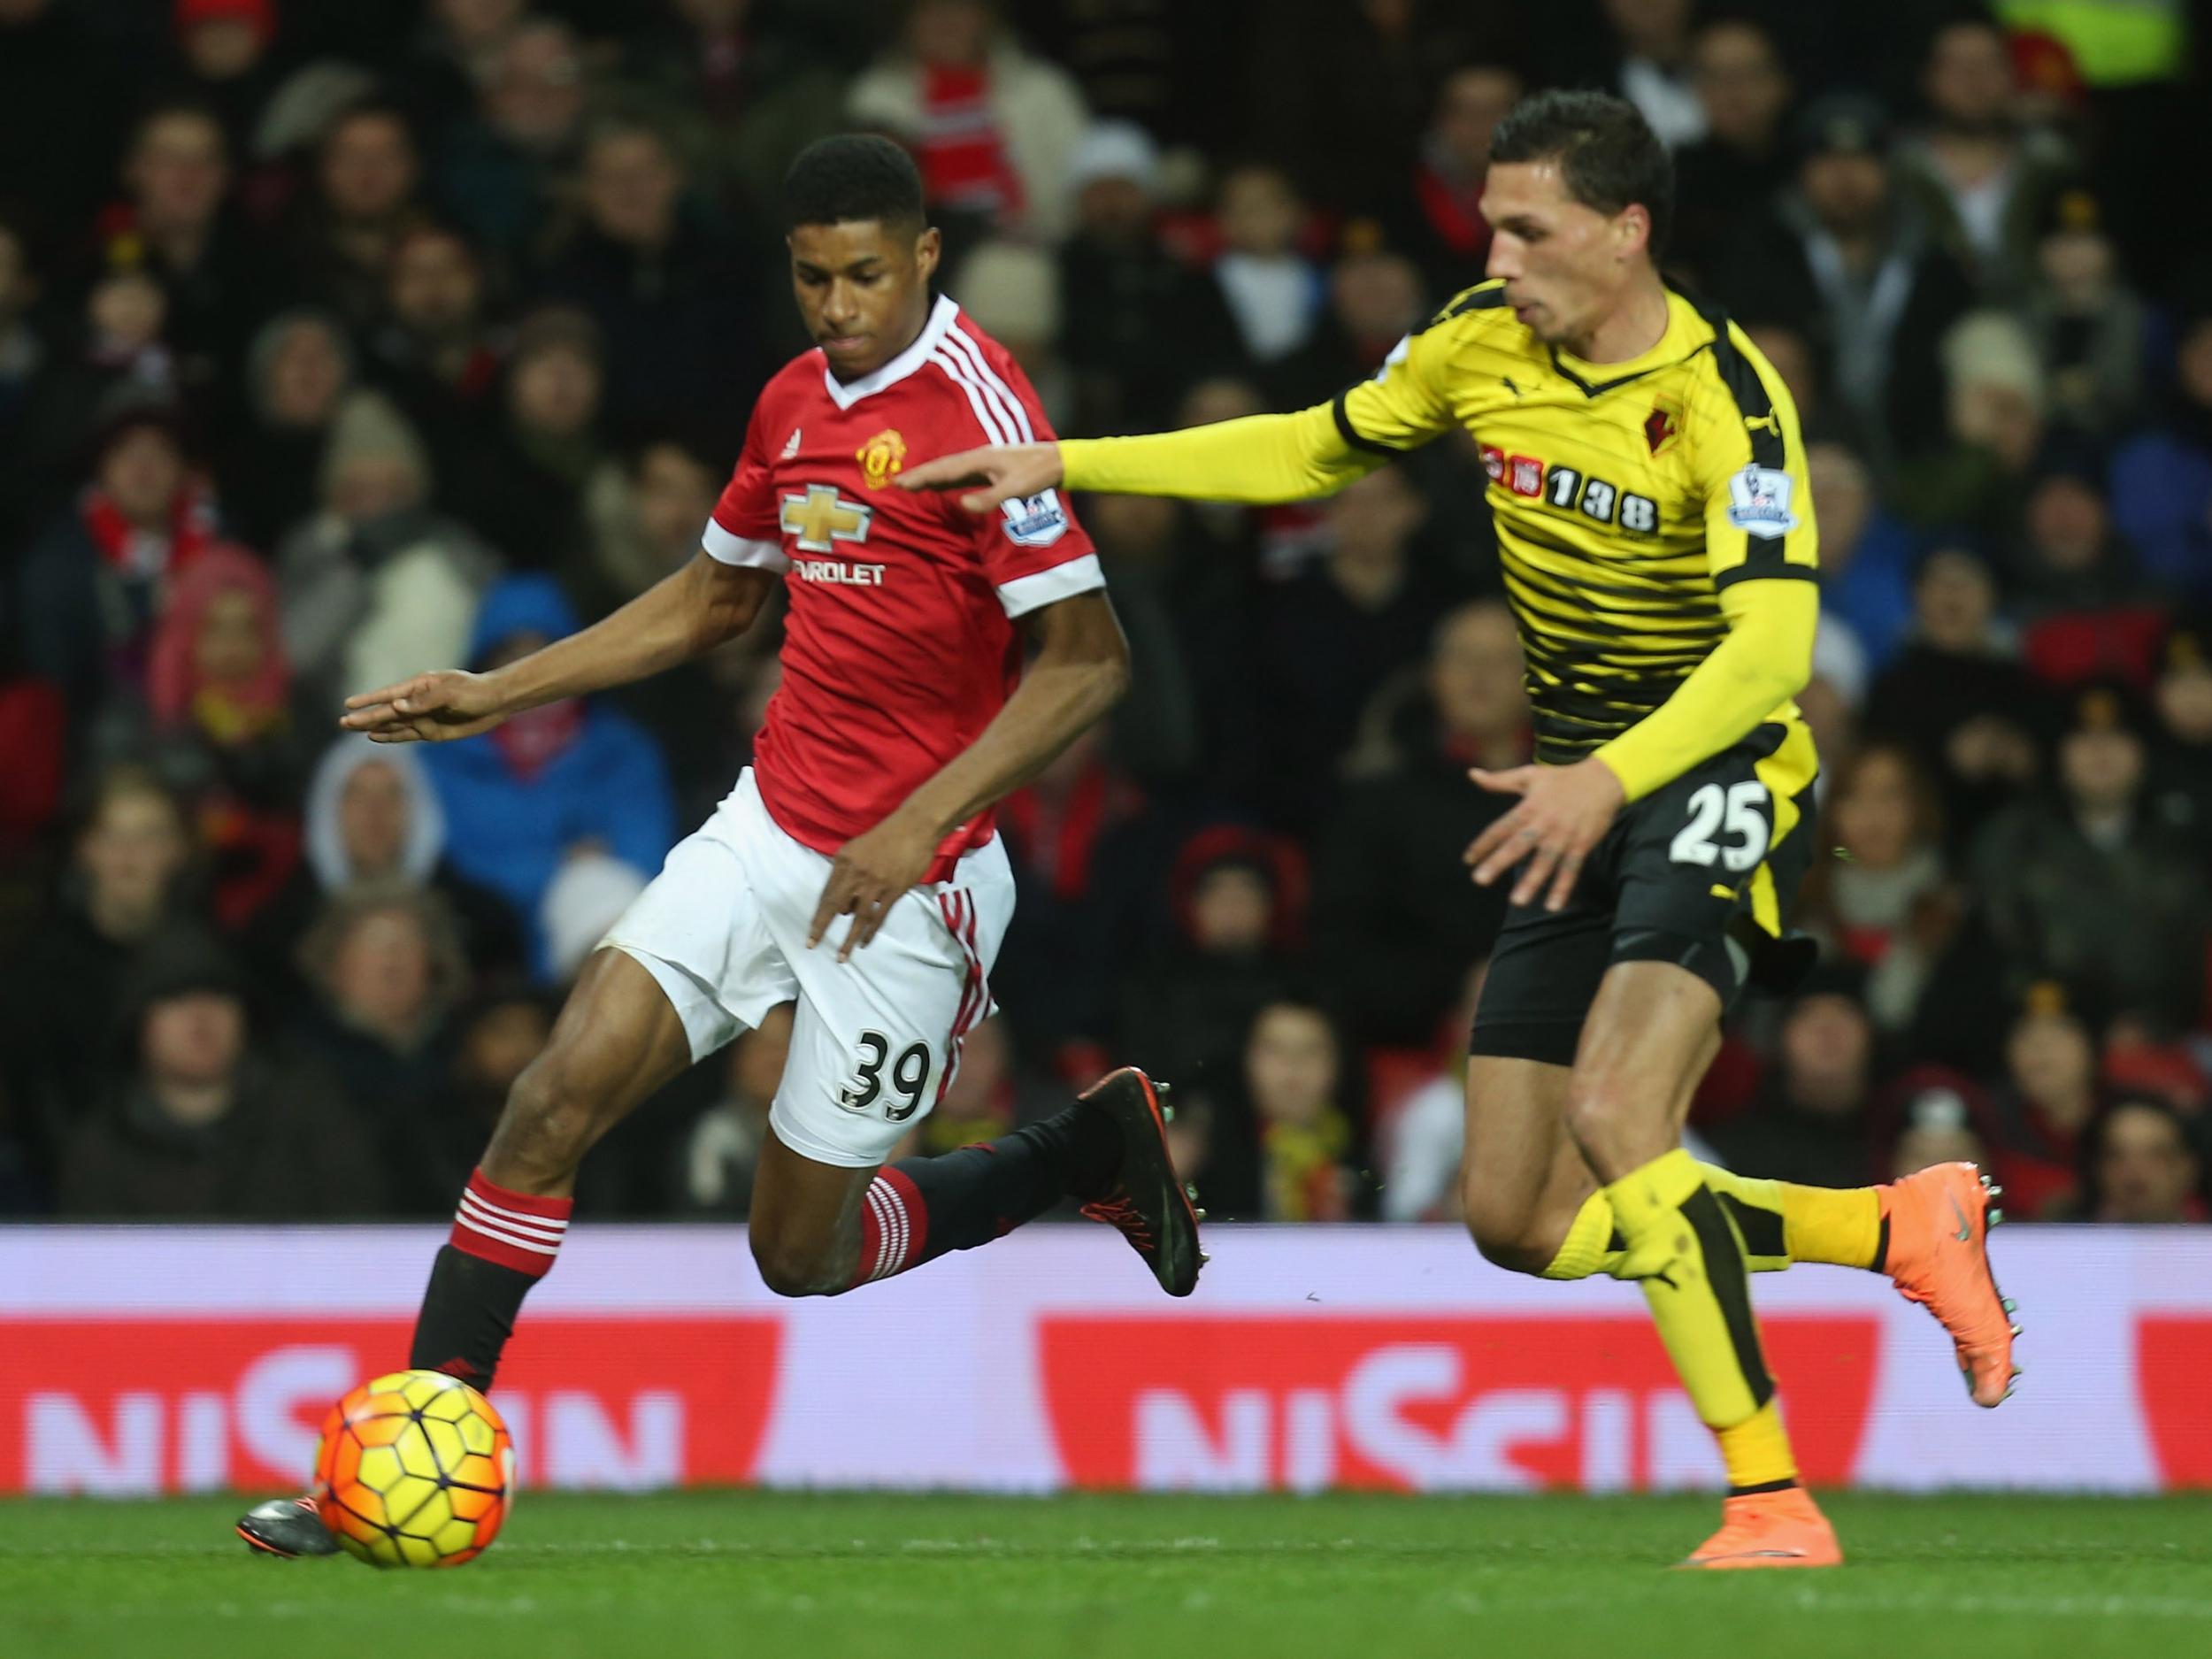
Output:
[314,1369,514,1568]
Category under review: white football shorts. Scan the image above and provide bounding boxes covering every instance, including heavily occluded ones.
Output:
[601,768,1013,1167]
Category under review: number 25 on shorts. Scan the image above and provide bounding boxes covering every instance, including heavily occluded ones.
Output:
[1670,780,1770,872]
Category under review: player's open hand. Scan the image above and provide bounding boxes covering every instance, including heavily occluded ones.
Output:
[809,810,941,963]
[340,670,509,743]
[1463,758,1626,912]
[898,440,1062,516]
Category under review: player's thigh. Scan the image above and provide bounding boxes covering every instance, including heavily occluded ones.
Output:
[1565,958,1723,1180]
[484,947,700,1179]
[1463,890,1616,1261]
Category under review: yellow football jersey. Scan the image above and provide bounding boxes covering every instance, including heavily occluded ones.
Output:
[1334,280,1817,774]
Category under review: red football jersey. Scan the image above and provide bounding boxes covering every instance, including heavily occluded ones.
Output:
[703,295,1101,880]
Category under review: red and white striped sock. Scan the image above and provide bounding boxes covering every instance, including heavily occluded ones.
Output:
[449,1169,572,1279]
[850,1167,929,1286]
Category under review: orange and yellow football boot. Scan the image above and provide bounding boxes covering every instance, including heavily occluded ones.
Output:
[1679,1487,1844,1570]
[1882,1161,2021,1408]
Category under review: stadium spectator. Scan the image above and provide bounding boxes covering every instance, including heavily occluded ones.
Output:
[1984,983,2100,1218]
[1705,970,1885,1190]
[1892,14,2077,303]
[273,389,497,714]
[1865,548,2049,847]
[1896,311,2050,541]
[2073,1096,2207,1223]
[0,0,131,257]
[221,309,357,551]
[846,0,1090,245]
[1717,92,1973,469]
[1970,681,2210,1033]
[1120,824,1308,1123]
[1809,442,1918,670]
[97,102,280,423]
[14,270,182,499]
[164,0,286,160]
[1379,60,1523,297]
[17,406,217,723]
[365,223,505,472]
[1055,120,1240,434]
[409,987,554,1212]
[994,723,1164,1083]
[1079,491,1202,785]
[534,116,758,451]
[1591,0,1705,150]
[1258,465,1439,827]
[619,0,851,218]
[1210,163,1325,371]
[950,240,1067,425]
[1314,599,1525,1049]
[419,573,676,983]
[56,926,385,1218]
[2022,188,2149,439]
[435,18,594,262]
[248,735,524,989]
[1268,248,1430,410]
[440,305,619,572]
[0,765,200,1172]
[672,1001,793,1217]
[2149,623,2212,827]
[288,102,433,332]
[1377,961,1488,1224]
[1798,742,1959,1036]
[1888,1076,1991,1179]
[1670,18,1792,283]
[1243,998,1362,1223]
[2013,460,2164,689]
[537,848,649,985]
[2108,290,2212,603]
[289,881,468,1148]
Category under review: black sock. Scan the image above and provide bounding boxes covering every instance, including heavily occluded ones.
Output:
[408,1245,537,1391]
[890,1103,1120,1268]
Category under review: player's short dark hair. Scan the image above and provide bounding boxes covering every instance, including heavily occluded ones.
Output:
[1489,89,1674,259]
[783,134,926,234]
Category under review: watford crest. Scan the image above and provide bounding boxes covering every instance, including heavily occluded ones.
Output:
[856,428,907,490]
[1644,395,1682,457]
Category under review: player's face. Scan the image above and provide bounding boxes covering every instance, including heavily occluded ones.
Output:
[1480,159,1646,349]
[788,219,942,381]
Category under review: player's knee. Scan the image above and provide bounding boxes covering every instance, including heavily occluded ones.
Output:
[489,1056,603,1185]
[1460,1176,1560,1278]
[749,1231,847,1299]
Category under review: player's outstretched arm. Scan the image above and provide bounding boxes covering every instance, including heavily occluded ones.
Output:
[808,591,1130,960]
[340,553,776,741]
[901,402,1377,511]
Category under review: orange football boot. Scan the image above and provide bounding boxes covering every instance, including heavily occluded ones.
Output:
[1881,1161,2021,1407]
[1678,1487,1843,1570]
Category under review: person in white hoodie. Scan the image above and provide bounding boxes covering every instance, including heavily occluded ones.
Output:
[846,0,1089,244]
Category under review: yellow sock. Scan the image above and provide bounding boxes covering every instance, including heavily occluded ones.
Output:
[1715,1401,1798,1491]
[1540,1172,1882,1281]
[1540,1192,1617,1280]
[1604,1148,1798,1490]
[1698,1166,1882,1271]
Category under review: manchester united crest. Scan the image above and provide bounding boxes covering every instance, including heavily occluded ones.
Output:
[1643,394,1683,457]
[856,428,907,490]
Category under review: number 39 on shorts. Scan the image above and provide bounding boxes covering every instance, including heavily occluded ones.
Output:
[1669,780,1770,872]
[840,1031,933,1121]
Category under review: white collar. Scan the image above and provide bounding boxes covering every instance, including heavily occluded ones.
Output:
[819,293,960,410]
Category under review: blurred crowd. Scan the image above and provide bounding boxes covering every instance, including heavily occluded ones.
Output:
[4,0,2211,1229]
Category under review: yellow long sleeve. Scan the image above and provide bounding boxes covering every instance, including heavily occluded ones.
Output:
[1057,404,1379,503]
[1591,579,1816,803]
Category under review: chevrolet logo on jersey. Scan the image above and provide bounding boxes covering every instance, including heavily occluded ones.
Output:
[780,484,872,552]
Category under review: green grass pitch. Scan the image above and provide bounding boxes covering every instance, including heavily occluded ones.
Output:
[4,1492,2208,1658]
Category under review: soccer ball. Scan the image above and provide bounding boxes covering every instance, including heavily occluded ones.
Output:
[314,1369,514,1568]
